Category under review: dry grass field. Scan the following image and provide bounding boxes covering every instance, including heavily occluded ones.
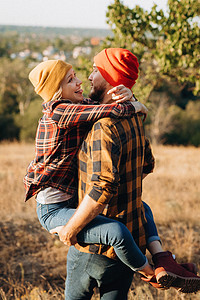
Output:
[0,142,199,300]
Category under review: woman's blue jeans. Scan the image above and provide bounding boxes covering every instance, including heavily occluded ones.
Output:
[36,200,160,272]
[142,201,160,245]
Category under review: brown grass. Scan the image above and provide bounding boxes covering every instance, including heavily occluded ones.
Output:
[0,142,199,299]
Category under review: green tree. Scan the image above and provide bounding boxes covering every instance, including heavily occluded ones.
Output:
[105,0,200,95]
[154,0,200,95]
[0,114,20,140]
[164,101,200,146]
[74,56,92,97]
[18,98,42,141]
[0,57,35,140]
[0,58,34,116]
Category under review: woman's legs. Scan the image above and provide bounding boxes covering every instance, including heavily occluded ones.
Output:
[142,201,164,255]
[36,201,149,272]
[37,201,76,232]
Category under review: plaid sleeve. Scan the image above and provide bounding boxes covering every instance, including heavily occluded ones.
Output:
[143,138,155,174]
[86,121,121,204]
[81,98,95,104]
[51,101,136,128]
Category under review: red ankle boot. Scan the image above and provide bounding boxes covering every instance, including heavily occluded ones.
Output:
[152,251,200,293]
[141,262,197,290]
[180,263,197,275]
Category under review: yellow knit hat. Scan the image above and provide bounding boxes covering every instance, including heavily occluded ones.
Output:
[29,60,72,102]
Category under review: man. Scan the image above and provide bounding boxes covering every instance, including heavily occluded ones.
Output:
[58,48,153,299]
[58,48,200,299]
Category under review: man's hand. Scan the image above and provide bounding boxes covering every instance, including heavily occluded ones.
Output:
[50,195,105,246]
[107,84,133,103]
[50,225,78,246]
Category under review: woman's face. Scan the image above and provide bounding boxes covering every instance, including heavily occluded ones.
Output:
[61,68,83,103]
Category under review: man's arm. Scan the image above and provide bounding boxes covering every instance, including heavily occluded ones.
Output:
[56,195,106,246]
[143,138,155,177]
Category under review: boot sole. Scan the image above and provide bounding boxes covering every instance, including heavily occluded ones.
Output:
[157,271,200,293]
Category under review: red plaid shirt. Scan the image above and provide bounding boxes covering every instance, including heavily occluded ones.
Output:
[23,98,136,201]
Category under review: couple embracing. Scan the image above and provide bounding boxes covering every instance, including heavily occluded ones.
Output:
[24,48,200,299]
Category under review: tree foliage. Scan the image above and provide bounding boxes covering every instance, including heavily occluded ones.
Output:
[105,0,200,95]
[164,101,200,146]
[0,58,34,116]
[0,58,36,141]
[17,98,42,141]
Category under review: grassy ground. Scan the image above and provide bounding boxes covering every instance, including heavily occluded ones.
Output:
[0,142,199,300]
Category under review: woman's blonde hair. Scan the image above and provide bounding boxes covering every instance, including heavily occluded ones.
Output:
[51,86,62,101]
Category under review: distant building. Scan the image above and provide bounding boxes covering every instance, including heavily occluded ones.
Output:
[42,46,55,57]
[10,53,17,59]
[31,52,43,61]
[19,49,31,59]
[72,46,92,59]
[53,51,67,61]
[90,37,100,46]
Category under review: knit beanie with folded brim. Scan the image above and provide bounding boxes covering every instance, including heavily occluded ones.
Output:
[94,48,139,89]
[29,60,72,102]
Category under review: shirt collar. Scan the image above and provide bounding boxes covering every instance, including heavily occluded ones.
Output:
[42,99,73,111]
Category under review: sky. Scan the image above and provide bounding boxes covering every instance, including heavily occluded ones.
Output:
[0,0,168,29]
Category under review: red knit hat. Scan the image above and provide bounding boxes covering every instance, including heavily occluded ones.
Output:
[94,48,139,89]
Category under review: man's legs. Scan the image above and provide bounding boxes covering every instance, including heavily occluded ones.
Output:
[65,247,96,300]
[66,246,134,300]
[99,267,133,300]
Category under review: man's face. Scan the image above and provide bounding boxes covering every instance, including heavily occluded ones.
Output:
[88,64,108,103]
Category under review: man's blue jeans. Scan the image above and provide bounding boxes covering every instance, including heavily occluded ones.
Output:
[37,200,160,272]
[65,246,134,300]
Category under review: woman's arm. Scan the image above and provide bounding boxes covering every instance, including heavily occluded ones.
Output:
[51,85,147,128]
[51,101,136,128]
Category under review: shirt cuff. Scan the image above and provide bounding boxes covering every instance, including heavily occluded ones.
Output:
[130,101,136,112]
[88,187,113,204]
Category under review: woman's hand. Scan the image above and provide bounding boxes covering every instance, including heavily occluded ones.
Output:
[107,84,148,121]
[107,84,133,103]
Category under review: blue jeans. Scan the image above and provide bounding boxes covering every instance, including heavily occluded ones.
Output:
[143,201,160,245]
[65,246,134,300]
[37,200,160,271]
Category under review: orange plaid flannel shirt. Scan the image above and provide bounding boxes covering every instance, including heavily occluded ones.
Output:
[78,115,155,256]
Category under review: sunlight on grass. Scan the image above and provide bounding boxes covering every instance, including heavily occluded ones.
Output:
[0,143,199,299]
